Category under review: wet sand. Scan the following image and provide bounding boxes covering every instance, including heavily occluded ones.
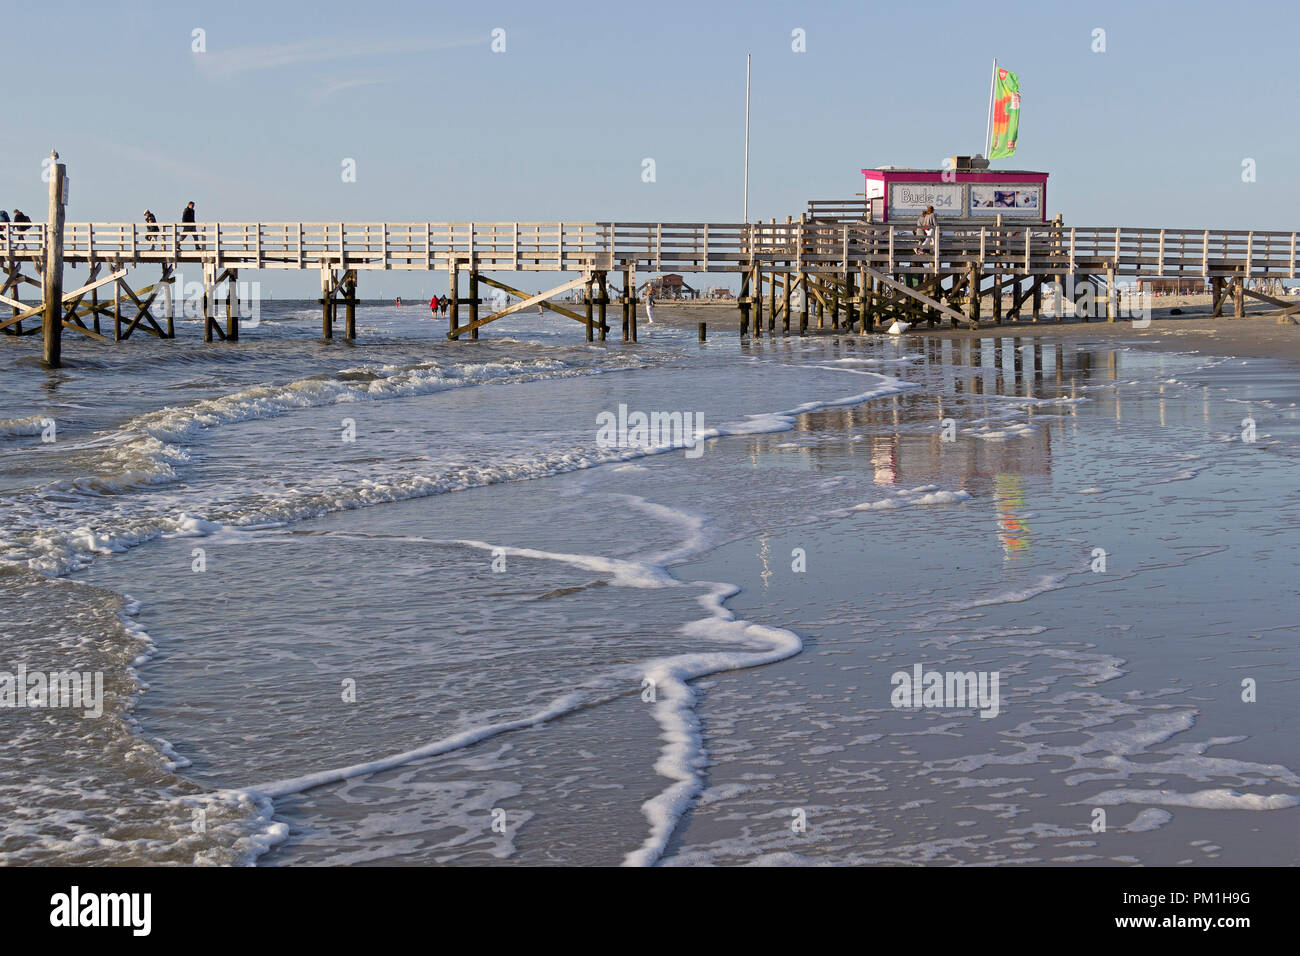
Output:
[647,296,1300,366]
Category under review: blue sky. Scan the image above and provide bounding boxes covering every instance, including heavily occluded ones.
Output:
[5,0,1297,295]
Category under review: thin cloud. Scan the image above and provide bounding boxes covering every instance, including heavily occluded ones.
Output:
[194,34,481,79]
[310,77,387,107]
[97,140,275,207]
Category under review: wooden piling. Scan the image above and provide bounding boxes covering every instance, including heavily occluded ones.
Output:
[584,276,594,342]
[1233,276,1245,317]
[621,268,629,341]
[967,265,980,325]
[597,271,608,341]
[743,267,754,335]
[782,272,791,334]
[42,159,66,368]
[798,272,809,335]
[629,264,638,342]
[844,271,856,332]
[164,268,175,338]
[320,267,332,340]
[449,264,459,338]
[753,264,763,338]
[1106,266,1117,322]
[468,270,479,340]
[767,270,776,333]
[344,272,357,340]
[698,322,707,342]
[227,270,239,341]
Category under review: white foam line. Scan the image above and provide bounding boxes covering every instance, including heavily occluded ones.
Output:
[622,582,802,867]
[239,544,803,868]
[250,686,613,800]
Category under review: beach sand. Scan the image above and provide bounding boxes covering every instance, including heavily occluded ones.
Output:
[646,296,1300,365]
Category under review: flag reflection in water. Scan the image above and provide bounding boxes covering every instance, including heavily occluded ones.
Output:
[994,473,1031,559]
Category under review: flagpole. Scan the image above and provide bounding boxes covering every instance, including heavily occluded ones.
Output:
[743,53,751,222]
[984,57,997,159]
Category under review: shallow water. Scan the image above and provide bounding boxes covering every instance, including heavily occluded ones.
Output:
[1,302,1296,865]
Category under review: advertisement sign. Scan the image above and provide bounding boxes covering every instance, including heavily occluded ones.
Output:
[969,185,1040,217]
[889,183,962,217]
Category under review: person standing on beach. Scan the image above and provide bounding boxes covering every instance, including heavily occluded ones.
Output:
[179,201,196,249]
[916,205,937,251]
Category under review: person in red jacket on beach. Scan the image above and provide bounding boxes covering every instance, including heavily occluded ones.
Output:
[429,294,440,318]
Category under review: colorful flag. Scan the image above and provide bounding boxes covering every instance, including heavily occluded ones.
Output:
[989,68,1020,159]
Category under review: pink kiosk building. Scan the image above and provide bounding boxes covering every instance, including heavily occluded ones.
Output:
[862,165,1049,224]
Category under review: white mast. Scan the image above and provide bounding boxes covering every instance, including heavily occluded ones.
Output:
[743,53,751,222]
[984,57,998,159]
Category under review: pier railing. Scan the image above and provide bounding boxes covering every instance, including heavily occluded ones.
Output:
[2,221,1295,279]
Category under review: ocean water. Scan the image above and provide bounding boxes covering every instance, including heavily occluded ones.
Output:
[1,301,1296,866]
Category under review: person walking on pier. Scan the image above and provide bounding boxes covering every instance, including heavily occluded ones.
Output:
[143,210,158,249]
[916,205,937,253]
[179,201,197,250]
[11,210,31,248]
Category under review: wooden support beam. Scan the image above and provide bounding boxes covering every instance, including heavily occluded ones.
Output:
[449,275,588,339]
[865,266,976,329]
[118,273,170,340]
[475,274,589,325]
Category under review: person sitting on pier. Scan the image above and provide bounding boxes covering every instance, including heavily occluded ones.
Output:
[916,205,937,252]
[179,201,197,249]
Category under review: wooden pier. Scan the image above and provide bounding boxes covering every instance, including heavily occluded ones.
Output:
[3,203,1297,365]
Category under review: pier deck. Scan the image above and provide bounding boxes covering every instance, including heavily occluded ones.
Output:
[3,215,1297,361]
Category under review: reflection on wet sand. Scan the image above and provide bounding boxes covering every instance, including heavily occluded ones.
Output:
[740,336,1147,559]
